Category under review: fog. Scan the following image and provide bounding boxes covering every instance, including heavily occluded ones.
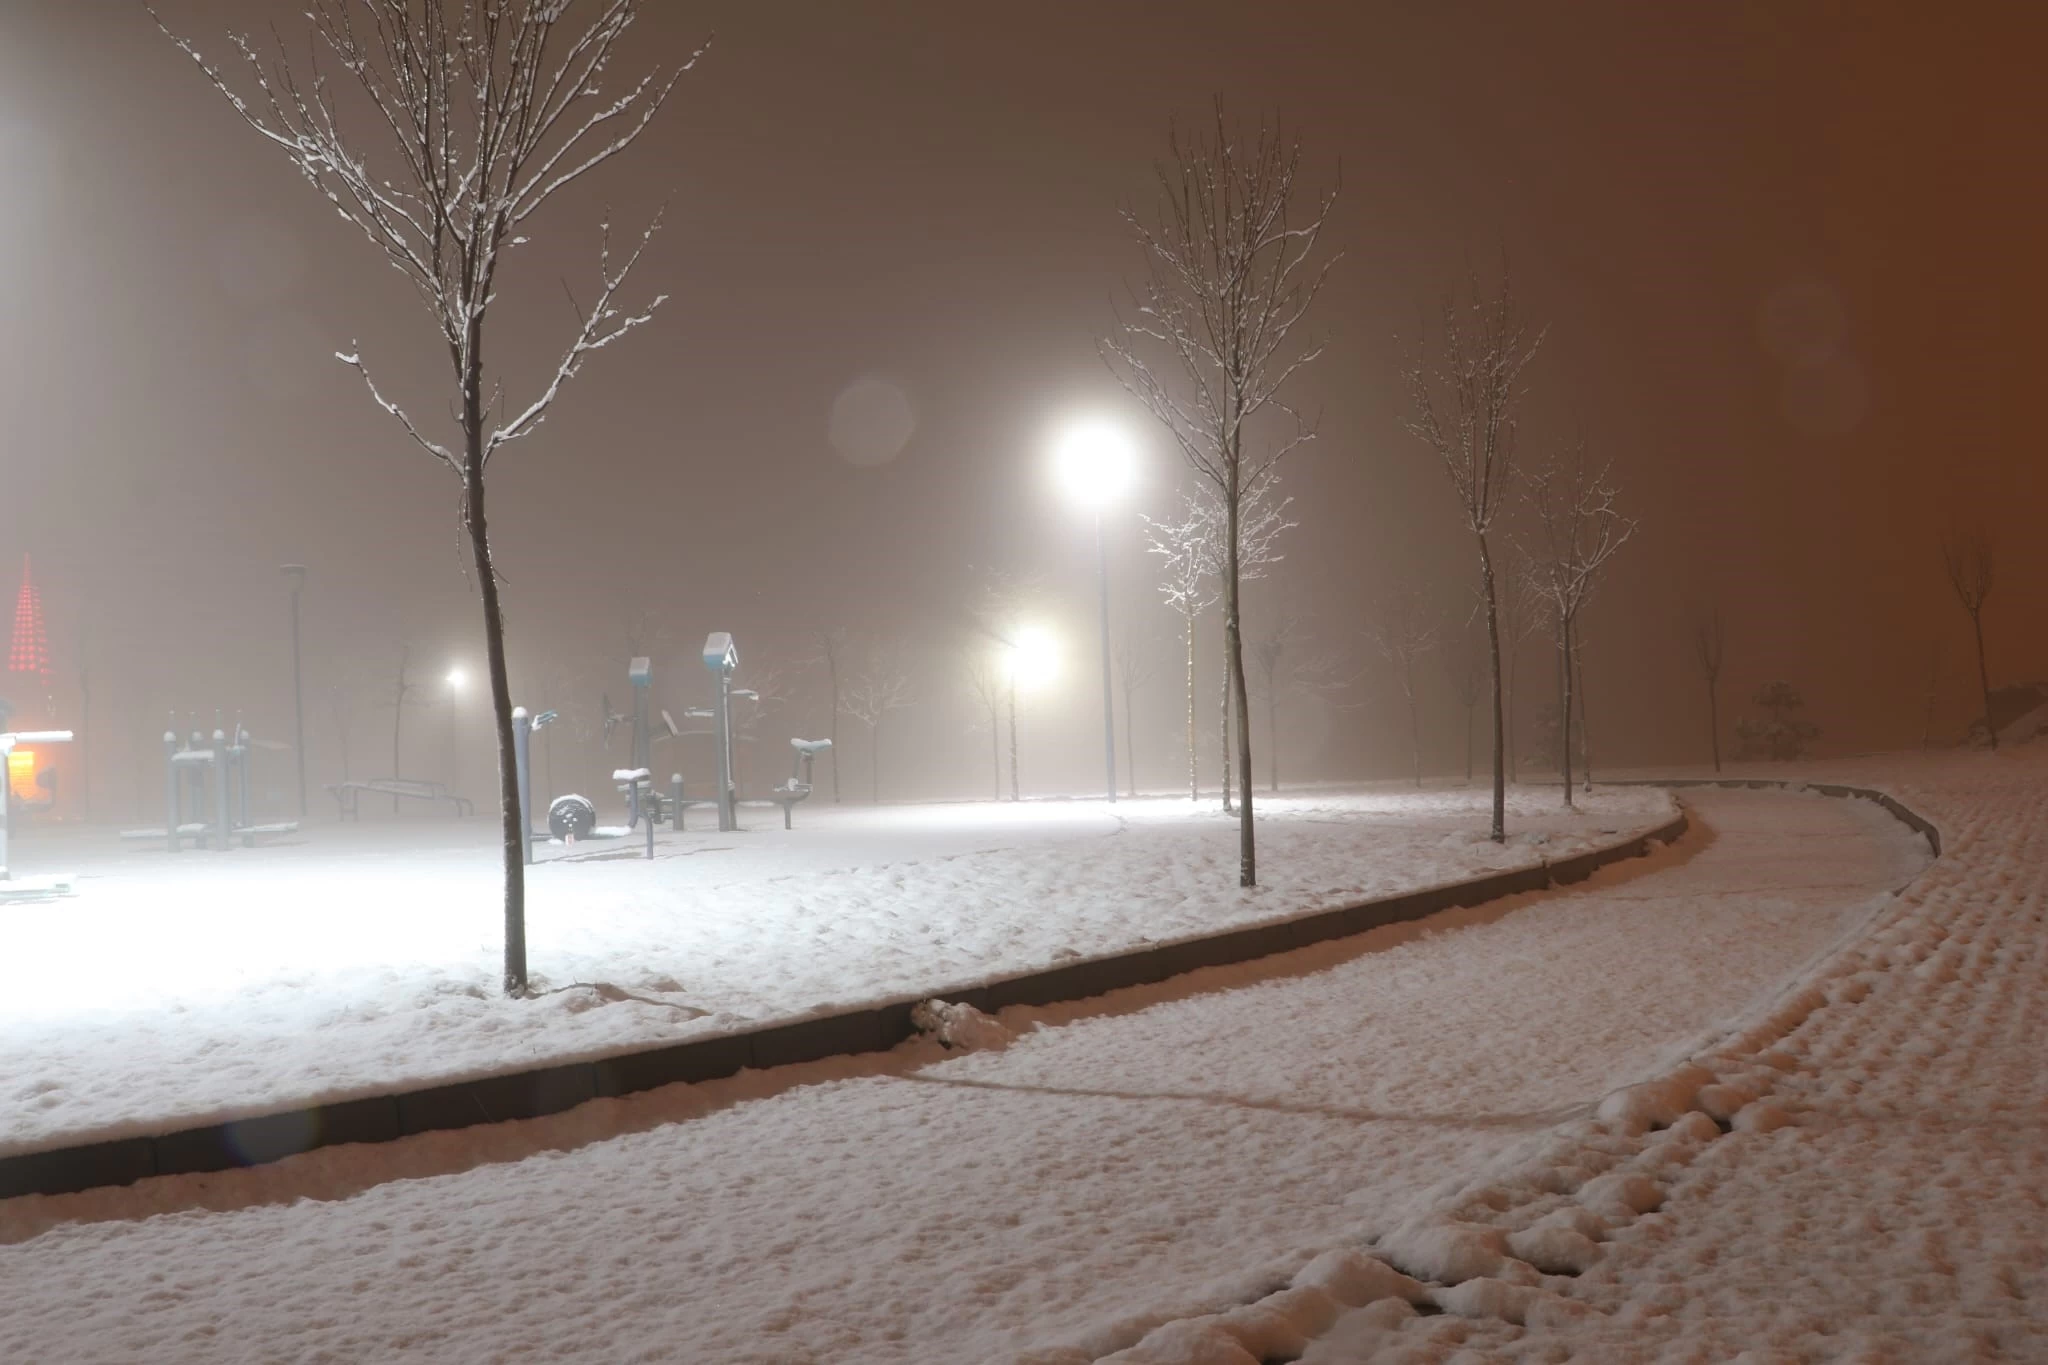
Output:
[3,1,2043,821]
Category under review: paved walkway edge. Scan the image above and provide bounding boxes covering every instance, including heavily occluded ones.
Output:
[1,804,1701,1200]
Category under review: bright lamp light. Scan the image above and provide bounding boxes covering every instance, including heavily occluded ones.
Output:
[1050,418,1139,510]
[1003,625,1059,693]
[446,667,467,691]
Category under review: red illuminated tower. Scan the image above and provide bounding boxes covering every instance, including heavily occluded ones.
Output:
[8,554,51,691]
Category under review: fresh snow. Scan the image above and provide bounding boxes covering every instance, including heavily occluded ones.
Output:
[0,783,1931,1364]
[1101,751,2048,1364]
[2,786,1671,1155]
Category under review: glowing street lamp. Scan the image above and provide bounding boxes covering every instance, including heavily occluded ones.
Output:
[999,624,1058,802]
[445,666,466,806]
[1050,417,1139,802]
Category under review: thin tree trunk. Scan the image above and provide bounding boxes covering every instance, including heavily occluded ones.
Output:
[460,446,527,996]
[1464,702,1474,783]
[1224,487,1255,886]
[1478,535,1506,841]
[1973,611,1996,749]
[1557,611,1576,809]
[870,720,880,802]
[1576,639,1592,792]
[1219,637,1233,814]
[990,706,1001,800]
[1504,640,1517,785]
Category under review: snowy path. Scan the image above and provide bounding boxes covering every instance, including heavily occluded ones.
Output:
[1,787,1670,1154]
[0,789,1926,1364]
[1266,754,2047,1365]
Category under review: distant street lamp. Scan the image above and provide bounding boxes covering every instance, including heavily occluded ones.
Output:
[282,565,307,819]
[445,666,466,805]
[1001,624,1059,801]
[1051,419,1140,802]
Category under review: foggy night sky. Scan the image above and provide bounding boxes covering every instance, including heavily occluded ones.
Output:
[1,2,2043,812]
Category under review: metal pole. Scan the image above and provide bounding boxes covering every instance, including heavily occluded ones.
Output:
[285,567,307,820]
[164,729,180,853]
[715,669,736,833]
[513,707,532,867]
[212,729,230,853]
[1097,511,1117,803]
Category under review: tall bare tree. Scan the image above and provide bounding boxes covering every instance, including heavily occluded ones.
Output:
[1144,482,1290,807]
[1404,272,1543,840]
[162,2,698,995]
[1249,610,1300,792]
[1368,584,1442,788]
[1143,492,1217,801]
[1524,442,1636,807]
[1691,605,1725,772]
[845,657,913,803]
[806,626,849,801]
[963,649,1006,801]
[1447,638,1484,784]
[1493,556,1543,781]
[1105,106,1337,887]
[1939,529,1997,749]
[1110,618,1164,798]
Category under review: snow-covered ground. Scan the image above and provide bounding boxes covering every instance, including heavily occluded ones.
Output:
[1093,749,2048,1365]
[0,783,1930,1363]
[1,785,1672,1154]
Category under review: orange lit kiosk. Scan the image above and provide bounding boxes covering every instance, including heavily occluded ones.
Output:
[0,728,75,899]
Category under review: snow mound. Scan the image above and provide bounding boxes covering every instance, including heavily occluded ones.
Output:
[1595,1062,1715,1133]
[909,998,1015,1051]
[1289,1247,1428,1307]
[1506,1222,1604,1275]
[1376,1219,1511,1284]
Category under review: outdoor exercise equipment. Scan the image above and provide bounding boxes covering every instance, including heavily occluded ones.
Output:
[123,718,300,852]
[0,729,75,899]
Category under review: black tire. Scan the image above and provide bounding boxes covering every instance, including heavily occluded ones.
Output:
[548,793,598,840]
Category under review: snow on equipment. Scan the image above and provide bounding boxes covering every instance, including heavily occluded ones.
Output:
[0,729,76,899]
[126,719,302,851]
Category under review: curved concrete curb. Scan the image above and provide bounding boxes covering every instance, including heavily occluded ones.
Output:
[1610,777,1941,856]
[0,807,1689,1202]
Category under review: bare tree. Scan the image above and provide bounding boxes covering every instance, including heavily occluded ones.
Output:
[1523,442,1636,807]
[162,2,698,995]
[1939,529,1997,749]
[1143,491,1218,802]
[1105,105,1338,887]
[1110,619,1164,798]
[1493,556,1544,781]
[1368,584,1442,787]
[806,626,849,801]
[844,658,913,803]
[1249,611,1301,792]
[1403,271,1543,840]
[1446,638,1484,784]
[731,656,791,792]
[962,649,1006,801]
[1691,605,1725,772]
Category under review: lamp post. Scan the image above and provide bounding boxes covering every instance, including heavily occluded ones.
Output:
[1001,625,1058,802]
[445,666,465,806]
[1051,419,1139,803]
[282,565,307,819]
